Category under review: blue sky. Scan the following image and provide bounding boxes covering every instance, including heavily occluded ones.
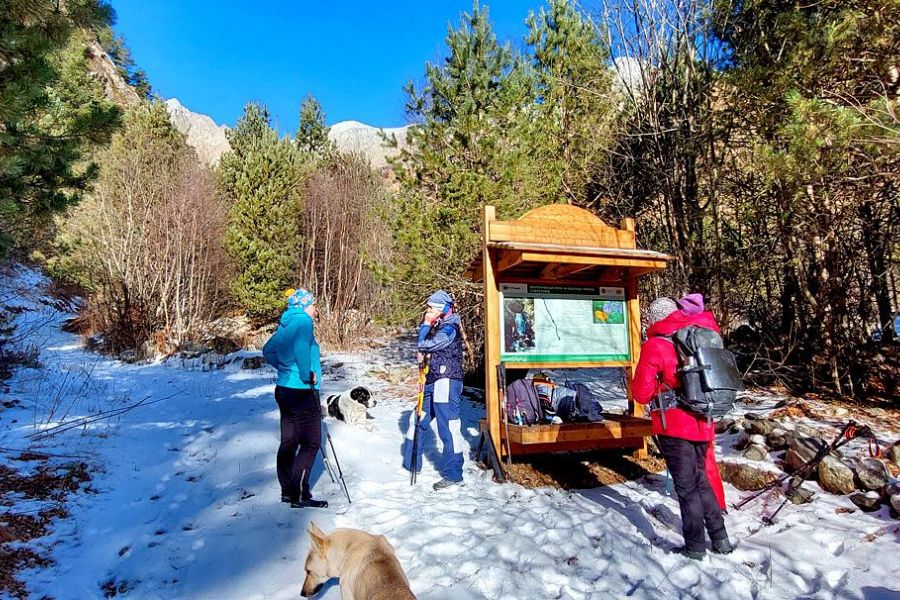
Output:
[112,1,543,132]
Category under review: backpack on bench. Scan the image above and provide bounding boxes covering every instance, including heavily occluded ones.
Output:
[505,378,543,425]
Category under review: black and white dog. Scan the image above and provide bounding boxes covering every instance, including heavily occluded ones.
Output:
[325,387,376,427]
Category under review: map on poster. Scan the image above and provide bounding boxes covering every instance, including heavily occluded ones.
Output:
[500,283,630,364]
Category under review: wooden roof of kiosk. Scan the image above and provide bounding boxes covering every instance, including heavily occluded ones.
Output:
[467,204,672,468]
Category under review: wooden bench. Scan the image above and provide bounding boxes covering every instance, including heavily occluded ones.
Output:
[479,414,651,455]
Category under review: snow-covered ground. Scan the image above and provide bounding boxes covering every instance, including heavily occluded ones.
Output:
[2,265,898,599]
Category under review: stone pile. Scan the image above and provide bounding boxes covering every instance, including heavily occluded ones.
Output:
[717,405,899,518]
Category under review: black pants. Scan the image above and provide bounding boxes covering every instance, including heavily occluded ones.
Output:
[275,386,322,501]
[657,435,728,552]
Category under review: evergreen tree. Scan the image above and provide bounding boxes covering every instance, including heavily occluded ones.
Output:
[525,0,615,206]
[384,2,540,316]
[296,94,333,156]
[97,27,151,99]
[219,103,311,320]
[0,0,121,253]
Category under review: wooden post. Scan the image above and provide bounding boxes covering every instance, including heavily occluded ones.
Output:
[621,217,647,459]
[483,206,503,459]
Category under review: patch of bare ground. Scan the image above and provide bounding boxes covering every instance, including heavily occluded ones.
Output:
[0,458,91,599]
[501,450,666,489]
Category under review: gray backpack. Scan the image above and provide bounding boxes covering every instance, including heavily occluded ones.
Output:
[666,326,744,419]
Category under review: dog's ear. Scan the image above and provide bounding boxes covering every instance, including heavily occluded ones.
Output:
[308,522,327,549]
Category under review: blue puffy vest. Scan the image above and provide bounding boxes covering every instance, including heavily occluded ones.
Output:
[427,323,463,383]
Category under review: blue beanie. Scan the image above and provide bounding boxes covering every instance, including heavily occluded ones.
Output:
[427,290,454,311]
[287,288,316,310]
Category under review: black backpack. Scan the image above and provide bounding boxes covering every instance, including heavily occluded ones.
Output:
[665,325,744,419]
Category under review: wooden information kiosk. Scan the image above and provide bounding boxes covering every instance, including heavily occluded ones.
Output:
[467,204,671,469]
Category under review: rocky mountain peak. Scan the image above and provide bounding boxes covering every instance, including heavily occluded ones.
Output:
[164,99,231,166]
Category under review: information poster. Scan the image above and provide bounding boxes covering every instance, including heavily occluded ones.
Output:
[500,283,629,364]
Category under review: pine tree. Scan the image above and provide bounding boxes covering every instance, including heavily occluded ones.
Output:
[97,27,151,99]
[296,94,333,156]
[0,0,121,253]
[219,103,311,320]
[384,2,540,316]
[525,0,615,206]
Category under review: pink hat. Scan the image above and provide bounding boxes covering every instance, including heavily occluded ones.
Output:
[677,293,704,316]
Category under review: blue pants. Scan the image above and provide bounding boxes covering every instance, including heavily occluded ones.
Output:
[403,378,464,482]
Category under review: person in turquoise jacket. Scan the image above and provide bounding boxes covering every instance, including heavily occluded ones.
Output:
[262,288,327,509]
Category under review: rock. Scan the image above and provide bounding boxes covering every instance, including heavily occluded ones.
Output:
[719,461,779,491]
[208,336,240,356]
[119,349,137,363]
[85,335,105,352]
[772,399,788,409]
[715,418,735,434]
[241,356,266,370]
[818,455,856,495]
[785,436,827,473]
[732,432,750,450]
[890,442,900,469]
[849,491,882,512]
[177,341,209,358]
[890,495,900,519]
[854,458,889,492]
[831,406,850,419]
[766,428,789,451]
[794,423,820,439]
[742,444,769,462]
[748,434,766,446]
[744,412,764,421]
[787,485,815,505]
[744,419,777,436]
[883,482,900,501]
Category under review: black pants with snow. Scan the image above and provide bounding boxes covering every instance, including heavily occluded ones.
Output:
[275,386,322,501]
[657,435,728,552]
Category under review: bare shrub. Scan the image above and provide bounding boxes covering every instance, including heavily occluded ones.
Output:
[61,103,230,356]
[300,153,387,347]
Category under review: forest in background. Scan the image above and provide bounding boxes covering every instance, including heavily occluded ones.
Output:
[1,0,897,402]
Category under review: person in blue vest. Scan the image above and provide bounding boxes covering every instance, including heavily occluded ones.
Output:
[262,288,327,509]
[403,290,466,490]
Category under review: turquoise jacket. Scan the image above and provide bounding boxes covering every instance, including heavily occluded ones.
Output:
[262,306,322,390]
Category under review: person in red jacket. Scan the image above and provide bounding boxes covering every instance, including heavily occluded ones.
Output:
[633,296,733,560]
[675,294,727,511]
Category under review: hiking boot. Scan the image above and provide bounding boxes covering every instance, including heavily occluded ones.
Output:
[291,498,328,509]
[433,478,461,491]
[281,494,296,504]
[711,538,734,555]
[673,546,706,560]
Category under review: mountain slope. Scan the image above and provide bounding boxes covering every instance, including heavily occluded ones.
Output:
[164,98,231,166]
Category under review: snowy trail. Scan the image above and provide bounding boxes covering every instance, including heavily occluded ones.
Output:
[2,265,898,599]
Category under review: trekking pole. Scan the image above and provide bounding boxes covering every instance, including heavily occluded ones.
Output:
[734,420,856,512]
[497,363,512,468]
[322,421,352,504]
[735,421,873,524]
[761,421,876,525]
[315,386,351,503]
[410,355,429,486]
[320,443,337,484]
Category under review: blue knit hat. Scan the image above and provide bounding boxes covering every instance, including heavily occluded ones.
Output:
[427,290,454,312]
[287,288,316,310]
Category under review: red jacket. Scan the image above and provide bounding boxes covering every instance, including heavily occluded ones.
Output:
[633,310,720,442]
